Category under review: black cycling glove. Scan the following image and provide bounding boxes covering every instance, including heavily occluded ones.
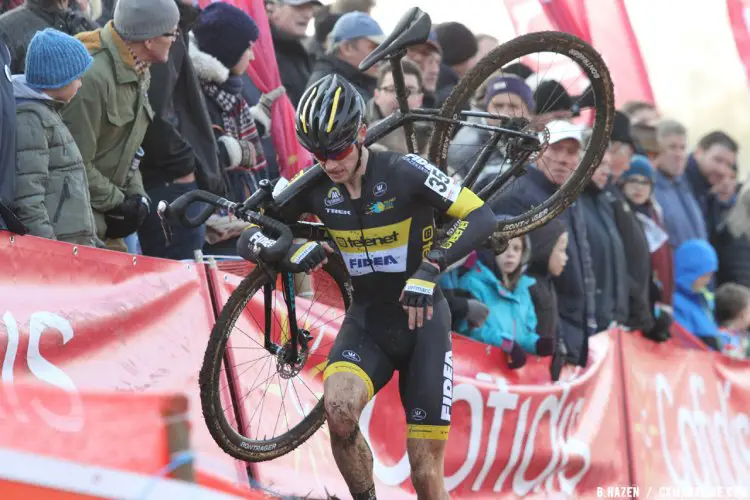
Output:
[284,241,328,273]
[400,261,441,310]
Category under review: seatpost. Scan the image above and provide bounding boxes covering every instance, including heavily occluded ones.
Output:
[388,50,418,154]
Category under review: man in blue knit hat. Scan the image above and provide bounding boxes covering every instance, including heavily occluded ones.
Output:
[63,0,180,251]
[11,28,98,246]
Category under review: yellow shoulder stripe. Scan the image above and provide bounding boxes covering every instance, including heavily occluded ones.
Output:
[446,188,484,219]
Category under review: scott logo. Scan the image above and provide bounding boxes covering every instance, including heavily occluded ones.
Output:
[342,350,361,363]
[410,408,427,421]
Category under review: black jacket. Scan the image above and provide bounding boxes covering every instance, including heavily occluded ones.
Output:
[0,0,97,73]
[0,39,15,213]
[491,167,596,366]
[140,3,224,195]
[307,54,377,101]
[580,184,629,331]
[271,24,313,108]
[713,185,750,288]
[684,155,723,239]
[609,186,655,332]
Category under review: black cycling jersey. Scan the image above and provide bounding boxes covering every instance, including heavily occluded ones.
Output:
[283,149,496,305]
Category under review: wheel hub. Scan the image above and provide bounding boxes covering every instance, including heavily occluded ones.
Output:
[275,329,312,379]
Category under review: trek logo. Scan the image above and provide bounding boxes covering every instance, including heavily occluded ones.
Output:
[441,351,453,422]
[373,182,387,197]
[326,208,351,215]
[410,408,427,422]
[334,230,399,249]
[349,255,398,269]
[325,187,344,207]
[365,197,395,215]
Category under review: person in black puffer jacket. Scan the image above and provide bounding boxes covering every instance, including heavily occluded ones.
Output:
[713,179,750,288]
[0,0,98,74]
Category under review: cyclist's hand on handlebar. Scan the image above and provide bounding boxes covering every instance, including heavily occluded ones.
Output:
[400,260,441,330]
[286,240,334,274]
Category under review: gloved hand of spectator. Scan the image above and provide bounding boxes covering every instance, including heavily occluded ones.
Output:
[501,339,527,369]
[250,86,286,136]
[644,306,672,343]
[104,194,149,239]
[549,337,568,382]
[218,136,257,170]
[465,299,489,328]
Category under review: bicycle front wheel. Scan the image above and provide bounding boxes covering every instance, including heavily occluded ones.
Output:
[427,31,615,239]
[200,255,352,462]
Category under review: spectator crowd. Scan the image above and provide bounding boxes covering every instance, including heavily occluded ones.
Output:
[0,0,748,380]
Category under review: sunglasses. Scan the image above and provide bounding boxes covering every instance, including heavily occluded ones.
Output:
[313,143,356,163]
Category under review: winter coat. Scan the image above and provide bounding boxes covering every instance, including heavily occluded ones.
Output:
[456,259,541,354]
[62,22,153,240]
[712,184,750,288]
[188,35,267,204]
[0,39,15,212]
[631,199,674,304]
[271,24,314,108]
[653,169,707,249]
[684,155,724,239]
[608,186,654,332]
[491,166,596,366]
[0,0,97,74]
[673,239,720,340]
[307,54,377,101]
[447,118,506,180]
[581,184,629,331]
[140,2,224,195]
[12,76,97,245]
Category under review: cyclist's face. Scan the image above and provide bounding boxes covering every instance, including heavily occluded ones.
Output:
[320,126,366,183]
[539,139,581,186]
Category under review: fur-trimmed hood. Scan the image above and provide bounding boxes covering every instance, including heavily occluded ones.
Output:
[188,32,230,84]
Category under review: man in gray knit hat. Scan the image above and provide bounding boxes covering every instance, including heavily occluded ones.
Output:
[63,0,179,251]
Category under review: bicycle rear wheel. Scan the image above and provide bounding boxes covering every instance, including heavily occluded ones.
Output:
[427,31,615,239]
[200,255,352,462]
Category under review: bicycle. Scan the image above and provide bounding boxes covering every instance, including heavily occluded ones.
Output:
[159,6,614,463]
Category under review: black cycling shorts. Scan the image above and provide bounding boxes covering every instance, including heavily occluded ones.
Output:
[323,298,454,440]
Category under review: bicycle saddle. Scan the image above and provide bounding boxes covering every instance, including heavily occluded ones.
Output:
[359,7,432,72]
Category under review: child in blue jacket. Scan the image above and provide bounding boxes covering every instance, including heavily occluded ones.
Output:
[673,239,721,349]
[456,236,541,367]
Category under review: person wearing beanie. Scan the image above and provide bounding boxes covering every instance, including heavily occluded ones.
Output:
[448,74,534,183]
[620,154,674,329]
[11,28,98,246]
[268,0,321,107]
[306,11,385,100]
[61,0,180,251]
[434,21,477,106]
[0,0,98,74]
[526,218,570,380]
[136,0,226,261]
[608,111,637,180]
[189,2,285,253]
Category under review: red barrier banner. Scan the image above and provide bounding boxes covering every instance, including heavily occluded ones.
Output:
[728,0,750,87]
[619,331,750,497]
[0,234,250,493]
[210,266,630,498]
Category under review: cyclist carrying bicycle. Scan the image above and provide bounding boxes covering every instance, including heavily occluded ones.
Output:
[238,74,496,500]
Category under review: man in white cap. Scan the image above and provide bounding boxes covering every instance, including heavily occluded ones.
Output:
[306,11,385,100]
[63,0,180,251]
[491,120,597,368]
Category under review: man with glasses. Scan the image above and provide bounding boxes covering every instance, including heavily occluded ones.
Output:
[63,0,180,251]
[366,58,429,153]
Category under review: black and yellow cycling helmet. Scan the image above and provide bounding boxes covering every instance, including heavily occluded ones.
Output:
[296,75,365,160]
